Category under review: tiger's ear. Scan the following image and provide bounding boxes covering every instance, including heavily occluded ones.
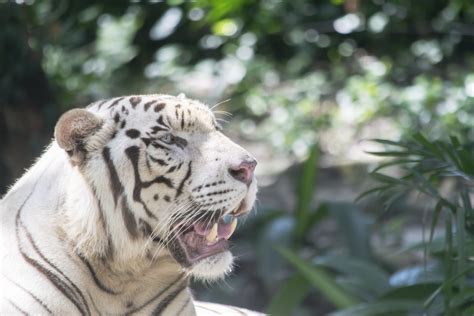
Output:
[55,109,103,166]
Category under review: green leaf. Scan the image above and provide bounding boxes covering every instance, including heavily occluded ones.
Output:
[306,203,329,231]
[450,136,461,148]
[458,147,474,175]
[365,151,411,157]
[314,255,390,296]
[388,264,444,287]
[370,159,421,173]
[295,145,319,240]
[440,141,462,170]
[411,132,443,159]
[410,170,440,198]
[450,289,474,311]
[329,203,372,259]
[356,185,391,202]
[424,262,474,308]
[329,300,423,316]
[278,248,359,309]
[429,201,444,246]
[266,273,311,316]
[257,217,296,289]
[455,200,467,291]
[382,189,408,211]
[381,283,440,301]
[370,172,406,185]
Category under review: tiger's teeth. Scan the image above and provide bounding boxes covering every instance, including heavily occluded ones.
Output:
[226,218,238,240]
[206,223,218,243]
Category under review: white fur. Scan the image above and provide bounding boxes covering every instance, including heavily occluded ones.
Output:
[0,94,262,315]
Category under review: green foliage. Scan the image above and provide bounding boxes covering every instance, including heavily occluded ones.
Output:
[295,145,319,240]
[3,0,474,314]
[269,133,474,315]
[267,273,311,316]
[259,145,373,314]
[4,0,474,156]
[348,134,474,315]
[279,248,359,309]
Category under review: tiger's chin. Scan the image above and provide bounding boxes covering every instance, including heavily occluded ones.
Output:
[188,251,234,281]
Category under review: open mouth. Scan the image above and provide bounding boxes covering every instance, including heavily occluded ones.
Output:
[169,200,247,266]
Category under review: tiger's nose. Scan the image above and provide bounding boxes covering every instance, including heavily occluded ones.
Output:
[229,158,257,185]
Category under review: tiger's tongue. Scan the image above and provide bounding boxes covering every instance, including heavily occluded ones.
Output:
[193,217,238,241]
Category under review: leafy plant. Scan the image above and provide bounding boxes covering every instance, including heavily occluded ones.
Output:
[271,133,474,315]
[264,146,371,315]
[352,133,474,315]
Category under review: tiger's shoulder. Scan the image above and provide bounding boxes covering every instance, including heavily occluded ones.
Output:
[195,301,266,316]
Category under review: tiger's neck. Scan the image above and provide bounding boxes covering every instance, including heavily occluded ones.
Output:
[73,252,195,315]
[3,144,197,315]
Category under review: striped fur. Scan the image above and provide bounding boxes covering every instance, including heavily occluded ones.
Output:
[0,94,263,315]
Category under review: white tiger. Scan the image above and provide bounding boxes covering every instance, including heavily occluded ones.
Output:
[0,94,264,315]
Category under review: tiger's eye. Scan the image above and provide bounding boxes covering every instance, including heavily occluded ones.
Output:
[160,134,173,143]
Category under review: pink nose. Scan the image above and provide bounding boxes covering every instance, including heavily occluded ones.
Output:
[229,158,257,185]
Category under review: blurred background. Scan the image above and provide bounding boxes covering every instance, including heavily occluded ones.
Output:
[2,0,474,315]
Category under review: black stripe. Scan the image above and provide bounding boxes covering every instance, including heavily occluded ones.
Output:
[141,137,151,147]
[126,129,141,139]
[156,116,169,128]
[149,155,168,166]
[144,100,156,111]
[151,126,168,133]
[90,184,111,255]
[126,146,174,219]
[108,97,125,109]
[125,145,157,219]
[86,291,101,315]
[154,103,166,112]
[176,297,191,316]
[102,147,124,205]
[151,282,186,315]
[77,254,119,295]
[145,155,152,172]
[6,276,53,314]
[96,99,110,109]
[15,193,90,315]
[130,96,142,108]
[103,145,145,237]
[152,235,166,244]
[127,275,184,314]
[139,218,153,237]
[7,299,28,315]
[151,142,171,151]
[121,195,138,239]
[176,161,192,198]
[166,166,177,173]
[142,175,174,189]
[17,223,89,315]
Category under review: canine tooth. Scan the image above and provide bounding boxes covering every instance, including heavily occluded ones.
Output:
[226,218,238,239]
[206,223,218,242]
[222,214,233,224]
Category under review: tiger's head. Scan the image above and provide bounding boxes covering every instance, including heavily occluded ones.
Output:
[54,94,257,280]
